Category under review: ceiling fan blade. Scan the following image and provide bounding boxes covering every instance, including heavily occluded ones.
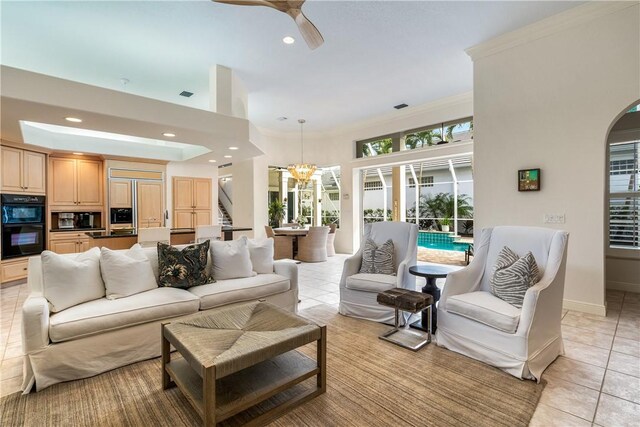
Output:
[213,0,278,9]
[292,10,324,50]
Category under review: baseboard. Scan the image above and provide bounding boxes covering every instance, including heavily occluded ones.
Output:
[607,280,640,294]
[563,299,606,316]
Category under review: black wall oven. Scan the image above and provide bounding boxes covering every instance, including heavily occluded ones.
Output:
[1,194,46,259]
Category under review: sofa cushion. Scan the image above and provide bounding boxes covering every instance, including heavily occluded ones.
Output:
[490,246,540,308]
[248,238,274,274]
[447,291,521,334]
[100,244,157,299]
[158,241,213,288]
[189,274,290,310]
[41,247,105,313]
[49,287,200,343]
[210,236,255,280]
[346,273,397,293]
[359,238,395,275]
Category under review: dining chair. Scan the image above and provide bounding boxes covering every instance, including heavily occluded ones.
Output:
[296,226,330,262]
[326,223,337,257]
[195,225,222,243]
[137,227,170,248]
[265,225,293,260]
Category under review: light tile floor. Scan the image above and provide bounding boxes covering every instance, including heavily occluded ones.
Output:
[1,255,639,427]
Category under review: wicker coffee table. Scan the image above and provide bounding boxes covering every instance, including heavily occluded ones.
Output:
[162,301,326,426]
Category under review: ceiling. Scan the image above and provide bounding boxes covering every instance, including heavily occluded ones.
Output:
[1,1,583,132]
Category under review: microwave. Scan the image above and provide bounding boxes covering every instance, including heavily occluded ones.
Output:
[110,208,133,224]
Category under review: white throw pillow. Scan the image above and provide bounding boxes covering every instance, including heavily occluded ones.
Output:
[210,236,255,280]
[248,238,275,274]
[100,244,158,300]
[41,247,104,313]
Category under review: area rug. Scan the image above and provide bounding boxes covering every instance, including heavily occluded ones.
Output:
[0,305,544,426]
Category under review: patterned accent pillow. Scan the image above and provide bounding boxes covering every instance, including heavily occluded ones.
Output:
[490,246,540,308]
[158,241,214,289]
[359,238,395,275]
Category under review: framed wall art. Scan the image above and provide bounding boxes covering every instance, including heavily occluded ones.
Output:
[518,168,540,192]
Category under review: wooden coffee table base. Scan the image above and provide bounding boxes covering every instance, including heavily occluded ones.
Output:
[162,324,326,427]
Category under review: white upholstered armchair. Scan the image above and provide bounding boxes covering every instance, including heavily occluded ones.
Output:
[339,222,418,323]
[437,226,569,381]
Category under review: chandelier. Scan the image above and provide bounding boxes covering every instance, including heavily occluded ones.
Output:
[288,119,316,186]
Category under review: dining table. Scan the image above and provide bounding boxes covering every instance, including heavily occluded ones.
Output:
[272,227,309,259]
[273,227,309,236]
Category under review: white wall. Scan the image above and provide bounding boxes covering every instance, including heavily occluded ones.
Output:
[166,162,219,228]
[470,2,640,314]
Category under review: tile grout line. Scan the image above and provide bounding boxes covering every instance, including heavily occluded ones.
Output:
[590,291,623,424]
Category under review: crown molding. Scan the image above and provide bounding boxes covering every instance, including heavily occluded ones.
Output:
[256,91,473,141]
[466,1,638,61]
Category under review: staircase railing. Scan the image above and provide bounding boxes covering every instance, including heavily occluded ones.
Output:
[218,181,233,219]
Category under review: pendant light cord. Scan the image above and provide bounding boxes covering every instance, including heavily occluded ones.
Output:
[299,118,305,164]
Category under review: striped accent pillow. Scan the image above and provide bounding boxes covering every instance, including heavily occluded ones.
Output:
[360,238,396,275]
[490,246,540,308]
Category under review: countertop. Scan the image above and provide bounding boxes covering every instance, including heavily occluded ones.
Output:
[85,227,253,239]
[50,228,106,233]
[86,228,195,239]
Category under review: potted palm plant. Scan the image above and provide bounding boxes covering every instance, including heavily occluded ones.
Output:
[440,217,451,233]
[268,200,285,228]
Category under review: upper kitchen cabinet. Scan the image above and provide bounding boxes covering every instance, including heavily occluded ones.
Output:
[1,146,46,195]
[49,157,104,209]
[109,180,132,208]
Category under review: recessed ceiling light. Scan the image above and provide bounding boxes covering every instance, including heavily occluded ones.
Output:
[208,160,217,163]
[228,146,239,150]
[65,117,82,123]
[224,155,232,159]
[277,117,288,121]
[73,152,84,155]
[163,132,176,137]
[282,36,295,45]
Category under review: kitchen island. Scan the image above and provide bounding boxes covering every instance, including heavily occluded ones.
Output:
[85,226,252,250]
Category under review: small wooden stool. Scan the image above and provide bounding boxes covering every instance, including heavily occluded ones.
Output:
[377,288,433,351]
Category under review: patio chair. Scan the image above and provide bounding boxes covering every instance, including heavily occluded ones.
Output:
[437,226,569,381]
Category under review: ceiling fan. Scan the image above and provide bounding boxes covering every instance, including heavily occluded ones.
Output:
[212,0,324,50]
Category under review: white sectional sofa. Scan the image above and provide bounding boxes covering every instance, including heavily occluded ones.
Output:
[21,244,298,392]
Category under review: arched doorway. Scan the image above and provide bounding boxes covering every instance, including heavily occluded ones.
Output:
[604,101,640,303]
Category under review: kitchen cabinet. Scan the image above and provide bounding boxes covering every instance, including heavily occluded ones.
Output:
[48,232,91,254]
[137,181,164,228]
[1,258,29,284]
[49,157,103,209]
[172,177,212,229]
[1,146,46,195]
[109,180,132,208]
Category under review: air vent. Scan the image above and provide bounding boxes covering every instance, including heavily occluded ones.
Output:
[180,91,194,98]
[219,163,233,168]
[394,103,408,110]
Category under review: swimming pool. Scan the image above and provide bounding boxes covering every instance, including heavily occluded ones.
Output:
[417,231,470,252]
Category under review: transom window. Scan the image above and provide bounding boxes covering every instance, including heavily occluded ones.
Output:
[356,117,473,158]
